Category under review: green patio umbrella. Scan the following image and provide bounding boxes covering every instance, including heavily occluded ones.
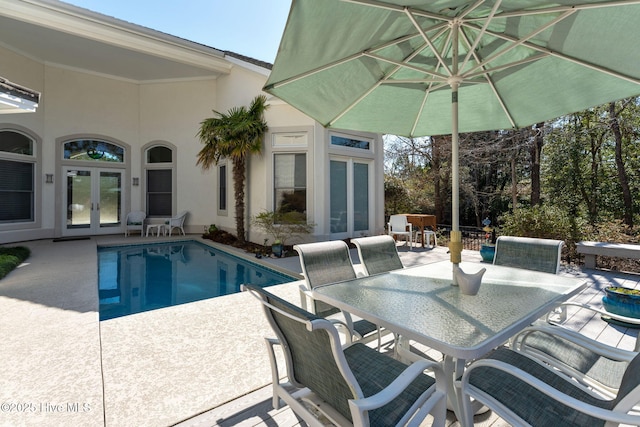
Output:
[264,0,640,278]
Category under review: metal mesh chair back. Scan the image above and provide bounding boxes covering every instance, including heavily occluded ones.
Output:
[352,235,404,276]
[294,241,357,317]
[493,236,564,274]
[614,351,640,408]
[247,284,357,422]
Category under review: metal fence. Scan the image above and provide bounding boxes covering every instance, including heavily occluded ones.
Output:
[437,225,488,251]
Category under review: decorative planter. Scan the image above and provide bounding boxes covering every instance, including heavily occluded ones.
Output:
[479,244,495,263]
[602,286,640,319]
[271,243,283,258]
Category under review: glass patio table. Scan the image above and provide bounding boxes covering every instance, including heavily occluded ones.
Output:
[312,260,588,425]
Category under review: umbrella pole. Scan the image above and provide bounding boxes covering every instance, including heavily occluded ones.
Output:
[449,80,463,284]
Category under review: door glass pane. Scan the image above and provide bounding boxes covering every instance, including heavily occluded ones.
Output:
[330,160,347,233]
[100,171,122,227]
[66,170,91,228]
[354,163,369,232]
[63,140,124,162]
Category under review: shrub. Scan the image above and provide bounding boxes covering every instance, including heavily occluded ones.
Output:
[499,205,585,261]
[251,210,314,247]
[0,246,30,279]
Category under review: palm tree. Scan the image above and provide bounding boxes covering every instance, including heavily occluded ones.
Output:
[197,95,268,244]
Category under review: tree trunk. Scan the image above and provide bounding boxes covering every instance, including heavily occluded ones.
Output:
[233,157,247,244]
[609,102,633,228]
[530,123,544,206]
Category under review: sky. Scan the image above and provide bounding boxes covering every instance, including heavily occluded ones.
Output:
[63,0,292,64]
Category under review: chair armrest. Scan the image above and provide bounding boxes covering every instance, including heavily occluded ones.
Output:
[550,301,640,326]
[513,324,637,362]
[264,337,283,409]
[462,358,640,426]
[298,284,311,311]
[299,284,355,344]
[547,301,640,351]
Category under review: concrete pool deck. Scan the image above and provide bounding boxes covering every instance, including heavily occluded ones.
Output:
[0,234,461,426]
[2,235,637,426]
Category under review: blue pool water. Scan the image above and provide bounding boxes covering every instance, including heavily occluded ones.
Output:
[98,241,296,320]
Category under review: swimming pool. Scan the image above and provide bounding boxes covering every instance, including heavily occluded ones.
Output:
[98,241,296,320]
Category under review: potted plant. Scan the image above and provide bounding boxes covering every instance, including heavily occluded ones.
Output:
[602,286,640,319]
[251,210,314,258]
[479,218,496,262]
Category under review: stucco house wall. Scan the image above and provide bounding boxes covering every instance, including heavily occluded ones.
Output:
[0,0,386,245]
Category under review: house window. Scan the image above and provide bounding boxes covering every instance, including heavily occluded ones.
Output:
[63,139,124,162]
[274,153,306,216]
[330,134,371,150]
[146,146,172,163]
[0,130,35,223]
[145,145,174,217]
[218,164,227,212]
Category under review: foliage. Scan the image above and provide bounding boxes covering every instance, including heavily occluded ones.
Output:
[499,205,578,241]
[251,210,314,247]
[0,246,30,280]
[499,205,583,260]
[197,95,269,244]
[384,178,413,217]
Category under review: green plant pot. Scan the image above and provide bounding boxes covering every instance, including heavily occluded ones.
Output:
[602,286,640,319]
[272,244,283,258]
[479,244,495,263]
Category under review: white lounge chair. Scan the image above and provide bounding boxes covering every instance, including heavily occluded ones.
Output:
[124,210,146,237]
[165,211,188,236]
[387,214,413,250]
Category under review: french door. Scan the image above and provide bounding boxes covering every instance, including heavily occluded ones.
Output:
[63,167,123,236]
[329,158,370,239]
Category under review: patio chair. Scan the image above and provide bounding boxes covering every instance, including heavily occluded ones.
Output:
[544,300,640,351]
[459,345,640,427]
[388,214,413,251]
[294,241,382,348]
[124,210,146,237]
[164,211,188,236]
[511,324,638,399]
[493,236,564,274]
[351,235,404,276]
[242,284,447,427]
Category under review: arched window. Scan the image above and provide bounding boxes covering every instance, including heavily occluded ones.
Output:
[63,139,124,162]
[0,130,36,223]
[145,145,174,217]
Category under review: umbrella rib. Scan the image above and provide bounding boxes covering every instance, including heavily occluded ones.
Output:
[466,0,640,21]
[263,50,368,90]
[478,27,640,86]
[404,8,452,76]
[459,30,517,129]
[460,0,503,73]
[465,54,549,80]
[364,53,449,81]
[462,9,576,78]
[327,81,382,127]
